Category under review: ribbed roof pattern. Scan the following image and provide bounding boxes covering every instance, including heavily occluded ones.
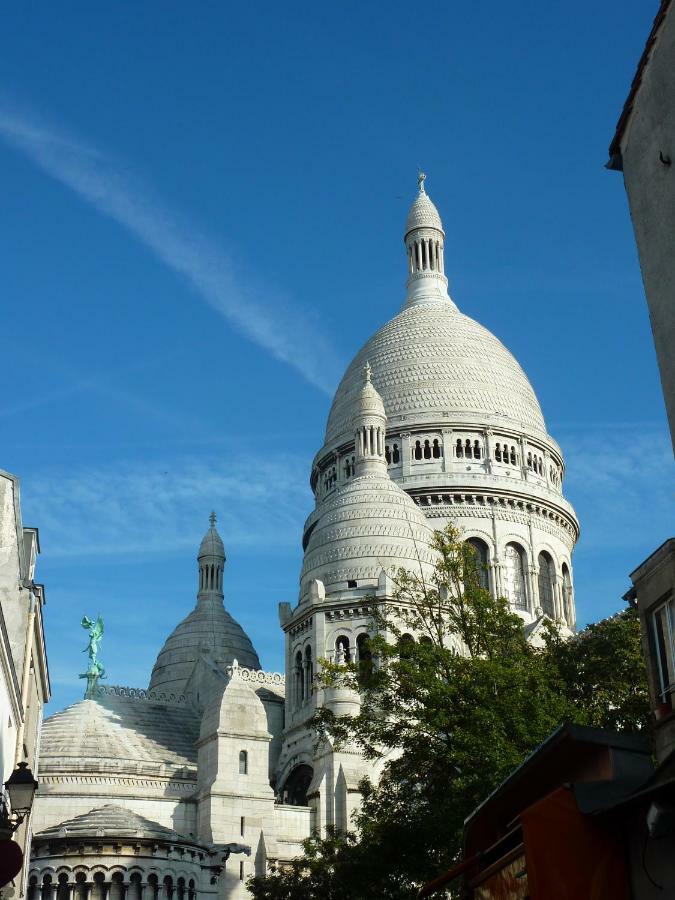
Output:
[148,602,260,694]
[35,804,196,843]
[324,302,546,448]
[405,189,444,235]
[39,694,199,774]
[300,474,436,596]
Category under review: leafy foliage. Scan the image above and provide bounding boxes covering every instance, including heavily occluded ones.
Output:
[250,525,650,899]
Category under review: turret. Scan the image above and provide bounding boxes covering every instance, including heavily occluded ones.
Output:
[404,171,456,308]
[198,511,225,602]
[353,362,387,477]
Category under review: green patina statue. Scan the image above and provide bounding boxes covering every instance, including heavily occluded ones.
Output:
[79,615,106,698]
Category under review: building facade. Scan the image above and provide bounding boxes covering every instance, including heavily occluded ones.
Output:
[29,179,579,897]
[0,469,51,897]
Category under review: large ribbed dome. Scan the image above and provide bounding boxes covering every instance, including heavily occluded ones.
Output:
[149,604,260,694]
[324,302,546,449]
[301,473,436,597]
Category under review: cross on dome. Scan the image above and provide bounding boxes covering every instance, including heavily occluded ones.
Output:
[417,169,427,193]
[209,511,217,527]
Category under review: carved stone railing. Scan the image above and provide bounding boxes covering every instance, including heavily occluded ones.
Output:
[92,684,187,705]
[224,661,285,687]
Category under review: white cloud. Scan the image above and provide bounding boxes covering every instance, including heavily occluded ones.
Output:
[561,425,674,552]
[21,454,312,558]
[0,104,343,394]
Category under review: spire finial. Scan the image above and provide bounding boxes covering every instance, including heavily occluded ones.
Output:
[364,360,372,384]
[209,511,217,528]
[417,169,426,194]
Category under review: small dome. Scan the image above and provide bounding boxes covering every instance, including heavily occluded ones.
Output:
[300,473,436,597]
[199,512,225,559]
[34,805,196,844]
[405,187,444,237]
[354,362,385,420]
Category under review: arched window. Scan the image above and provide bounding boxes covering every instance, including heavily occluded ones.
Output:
[537,552,555,618]
[495,443,502,462]
[456,438,464,458]
[392,443,400,463]
[74,874,88,900]
[176,879,186,900]
[128,875,142,900]
[239,749,248,775]
[474,440,481,459]
[414,440,423,460]
[562,564,573,625]
[163,877,173,900]
[504,543,527,610]
[432,438,442,459]
[281,764,313,806]
[466,538,490,591]
[398,633,415,658]
[57,875,70,900]
[424,439,431,459]
[147,875,159,900]
[188,881,196,900]
[510,447,517,465]
[335,635,351,663]
[294,650,304,704]
[304,646,313,698]
[385,445,391,464]
[465,438,472,458]
[356,632,373,677]
[110,875,124,900]
[91,875,105,900]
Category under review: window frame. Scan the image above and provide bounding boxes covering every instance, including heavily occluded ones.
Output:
[651,595,675,704]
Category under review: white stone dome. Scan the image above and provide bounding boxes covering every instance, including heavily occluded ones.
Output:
[323,301,546,450]
[300,473,436,597]
[405,187,444,236]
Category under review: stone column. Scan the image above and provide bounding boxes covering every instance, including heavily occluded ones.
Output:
[484,429,493,474]
[441,429,453,473]
[543,449,551,487]
[519,436,528,480]
[401,433,411,478]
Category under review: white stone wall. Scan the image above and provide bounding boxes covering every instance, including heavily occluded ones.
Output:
[619,3,675,446]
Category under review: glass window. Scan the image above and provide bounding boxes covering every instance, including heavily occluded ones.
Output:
[504,543,527,610]
[537,552,555,618]
[652,597,675,705]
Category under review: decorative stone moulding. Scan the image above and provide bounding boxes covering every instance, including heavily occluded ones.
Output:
[92,684,188,705]
[224,662,285,686]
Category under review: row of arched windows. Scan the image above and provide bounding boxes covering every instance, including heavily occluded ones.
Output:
[385,443,401,465]
[199,563,222,592]
[526,452,544,475]
[344,456,356,478]
[413,438,443,460]
[30,873,197,900]
[323,466,337,493]
[464,538,573,622]
[494,443,518,465]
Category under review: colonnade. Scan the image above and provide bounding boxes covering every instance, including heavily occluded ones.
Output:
[29,872,198,900]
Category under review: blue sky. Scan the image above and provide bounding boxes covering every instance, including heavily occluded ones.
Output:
[1,1,672,713]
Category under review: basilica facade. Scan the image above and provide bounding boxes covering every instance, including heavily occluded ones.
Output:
[28,179,579,898]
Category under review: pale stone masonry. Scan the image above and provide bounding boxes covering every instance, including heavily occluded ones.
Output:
[29,179,579,898]
[0,468,50,899]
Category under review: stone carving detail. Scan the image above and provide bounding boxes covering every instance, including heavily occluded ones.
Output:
[224,663,285,686]
[92,684,188,705]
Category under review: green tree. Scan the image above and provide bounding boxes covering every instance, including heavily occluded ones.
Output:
[250,525,650,899]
